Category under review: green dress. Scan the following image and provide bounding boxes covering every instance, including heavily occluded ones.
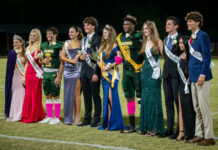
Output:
[139,48,164,134]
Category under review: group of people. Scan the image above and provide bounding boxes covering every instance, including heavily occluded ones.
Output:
[5,11,215,146]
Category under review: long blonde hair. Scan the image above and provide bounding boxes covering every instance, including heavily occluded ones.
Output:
[100,25,116,59]
[139,21,160,55]
[27,28,42,53]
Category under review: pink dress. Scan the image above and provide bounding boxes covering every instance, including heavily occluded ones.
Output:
[21,51,45,123]
[7,57,26,122]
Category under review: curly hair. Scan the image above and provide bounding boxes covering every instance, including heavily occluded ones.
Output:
[83,17,98,30]
[185,11,203,27]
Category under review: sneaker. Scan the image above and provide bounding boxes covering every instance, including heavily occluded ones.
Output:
[49,118,60,125]
[38,117,52,124]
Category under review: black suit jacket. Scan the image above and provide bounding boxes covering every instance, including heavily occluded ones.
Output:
[80,33,101,78]
[163,34,183,79]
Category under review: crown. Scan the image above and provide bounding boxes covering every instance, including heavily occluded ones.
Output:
[126,14,137,22]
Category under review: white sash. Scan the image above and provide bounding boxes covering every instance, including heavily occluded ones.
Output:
[26,51,43,79]
[165,45,189,94]
[65,40,72,59]
[81,38,96,69]
[145,42,160,79]
[188,41,215,68]
[65,40,82,71]
[16,55,25,76]
[188,41,203,61]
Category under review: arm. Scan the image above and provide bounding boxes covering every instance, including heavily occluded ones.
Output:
[22,61,28,86]
[198,33,211,86]
[54,60,64,86]
[158,39,164,56]
[61,42,78,64]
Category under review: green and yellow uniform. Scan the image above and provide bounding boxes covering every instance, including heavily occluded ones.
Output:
[40,41,63,97]
[117,31,144,98]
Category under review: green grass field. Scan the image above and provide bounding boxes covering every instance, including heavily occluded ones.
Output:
[0,58,218,150]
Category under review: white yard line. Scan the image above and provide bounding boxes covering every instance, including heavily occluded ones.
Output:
[212,112,218,115]
[0,134,134,150]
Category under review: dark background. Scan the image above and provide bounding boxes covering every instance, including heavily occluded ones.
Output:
[0,0,218,55]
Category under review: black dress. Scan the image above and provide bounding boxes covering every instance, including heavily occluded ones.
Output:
[179,58,196,140]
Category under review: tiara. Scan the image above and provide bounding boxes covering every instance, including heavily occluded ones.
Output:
[105,24,112,29]
[126,14,137,22]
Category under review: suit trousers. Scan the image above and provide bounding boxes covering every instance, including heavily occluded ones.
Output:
[191,81,214,139]
[163,76,179,132]
[81,76,102,124]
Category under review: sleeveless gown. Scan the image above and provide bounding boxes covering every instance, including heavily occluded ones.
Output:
[63,48,81,124]
[21,51,45,123]
[98,46,125,130]
[139,48,164,134]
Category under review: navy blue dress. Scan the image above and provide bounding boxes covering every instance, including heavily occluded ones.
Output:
[98,46,125,130]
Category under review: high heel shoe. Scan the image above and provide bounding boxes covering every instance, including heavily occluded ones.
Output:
[175,131,185,141]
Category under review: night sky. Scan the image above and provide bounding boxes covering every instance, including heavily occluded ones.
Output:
[0,0,218,41]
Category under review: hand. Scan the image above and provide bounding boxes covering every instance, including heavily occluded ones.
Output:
[198,75,205,86]
[71,59,78,64]
[43,58,50,65]
[75,54,82,60]
[80,54,87,60]
[103,66,110,72]
[92,74,98,82]
[22,76,26,86]
[54,77,61,86]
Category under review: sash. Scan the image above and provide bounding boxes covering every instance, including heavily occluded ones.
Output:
[117,33,143,72]
[99,51,118,88]
[188,41,215,68]
[16,55,25,76]
[26,51,43,79]
[188,41,203,61]
[164,45,189,94]
[145,42,160,79]
[65,40,72,59]
[81,38,96,69]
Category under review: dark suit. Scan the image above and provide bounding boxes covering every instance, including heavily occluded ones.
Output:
[163,33,183,133]
[80,33,102,124]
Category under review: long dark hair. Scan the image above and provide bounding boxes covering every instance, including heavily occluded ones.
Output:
[180,35,190,76]
[69,26,84,40]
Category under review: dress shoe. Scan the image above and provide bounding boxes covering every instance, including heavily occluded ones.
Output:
[169,133,178,139]
[185,136,204,143]
[77,122,91,127]
[198,138,216,146]
[90,122,101,127]
[158,130,174,138]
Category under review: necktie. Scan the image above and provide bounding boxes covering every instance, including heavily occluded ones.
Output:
[167,37,173,51]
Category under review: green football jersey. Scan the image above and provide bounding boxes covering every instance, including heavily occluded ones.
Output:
[40,41,63,69]
[118,31,144,66]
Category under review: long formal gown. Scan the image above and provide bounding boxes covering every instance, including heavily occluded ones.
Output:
[7,56,26,121]
[178,58,196,139]
[63,48,81,125]
[139,48,164,134]
[21,51,45,123]
[98,46,125,131]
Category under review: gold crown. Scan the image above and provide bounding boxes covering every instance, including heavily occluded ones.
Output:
[126,14,137,22]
